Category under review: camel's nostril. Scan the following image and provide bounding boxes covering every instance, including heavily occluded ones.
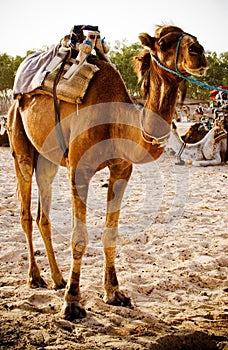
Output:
[189,43,204,56]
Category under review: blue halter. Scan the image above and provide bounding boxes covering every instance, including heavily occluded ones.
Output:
[150,35,228,94]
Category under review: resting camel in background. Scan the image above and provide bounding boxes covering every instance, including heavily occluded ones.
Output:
[181,121,209,143]
[167,122,227,166]
[181,104,228,161]
[7,25,208,320]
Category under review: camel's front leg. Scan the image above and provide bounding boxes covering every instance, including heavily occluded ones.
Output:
[60,167,90,320]
[192,154,222,166]
[102,161,132,307]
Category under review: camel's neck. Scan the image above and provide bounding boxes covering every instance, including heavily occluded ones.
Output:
[112,65,183,164]
[144,64,180,125]
[134,63,182,154]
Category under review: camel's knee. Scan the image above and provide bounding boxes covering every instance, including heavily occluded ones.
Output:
[71,236,88,258]
[71,220,89,258]
[102,227,118,249]
[15,153,33,181]
[36,214,50,231]
[21,217,33,235]
[71,243,87,261]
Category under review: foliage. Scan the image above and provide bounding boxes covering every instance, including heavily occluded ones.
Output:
[110,42,227,101]
[0,49,40,93]
[0,42,227,104]
[0,53,24,113]
[0,50,37,113]
[0,54,17,92]
[109,40,142,95]
[187,51,228,100]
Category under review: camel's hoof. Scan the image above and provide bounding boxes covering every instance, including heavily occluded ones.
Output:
[27,276,48,289]
[105,291,133,308]
[53,278,67,290]
[60,302,87,321]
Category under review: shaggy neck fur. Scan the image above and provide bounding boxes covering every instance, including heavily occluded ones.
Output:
[131,49,185,150]
[144,61,181,125]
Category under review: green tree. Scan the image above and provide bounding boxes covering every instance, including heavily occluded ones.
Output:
[0,53,24,91]
[186,51,228,100]
[1,42,227,103]
[109,40,141,95]
[110,41,228,101]
[0,53,25,113]
[0,53,14,91]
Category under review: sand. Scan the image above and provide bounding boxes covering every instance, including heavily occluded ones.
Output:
[0,123,227,349]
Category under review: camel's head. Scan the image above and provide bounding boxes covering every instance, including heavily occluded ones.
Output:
[138,25,208,77]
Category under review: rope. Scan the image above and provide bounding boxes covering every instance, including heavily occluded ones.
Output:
[150,36,228,94]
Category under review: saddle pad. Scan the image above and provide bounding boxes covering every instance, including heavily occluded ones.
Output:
[42,61,100,104]
[13,46,60,97]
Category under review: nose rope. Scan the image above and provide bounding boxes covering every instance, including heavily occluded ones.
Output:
[150,36,228,94]
[174,35,184,73]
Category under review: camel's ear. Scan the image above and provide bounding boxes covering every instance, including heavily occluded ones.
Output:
[138,33,156,50]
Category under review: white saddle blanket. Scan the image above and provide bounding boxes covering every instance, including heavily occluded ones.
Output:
[13,46,60,96]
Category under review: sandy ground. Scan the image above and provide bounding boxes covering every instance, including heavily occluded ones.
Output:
[0,123,228,349]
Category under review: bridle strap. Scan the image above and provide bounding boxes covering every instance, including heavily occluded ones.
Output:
[140,109,170,146]
[174,35,184,73]
[150,34,187,79]
[150,35,228,94]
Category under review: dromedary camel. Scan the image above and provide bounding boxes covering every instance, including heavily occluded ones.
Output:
[167,122,227,166]
[181,121,208,143]
[7,25,208,320]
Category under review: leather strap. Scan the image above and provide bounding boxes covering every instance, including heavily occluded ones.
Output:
[53,52,70,158]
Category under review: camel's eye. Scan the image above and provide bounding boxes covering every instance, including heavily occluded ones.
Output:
[159,40,171,52]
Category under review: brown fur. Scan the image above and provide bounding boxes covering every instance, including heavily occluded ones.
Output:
[7,25,207,320]
[182,123,208,143]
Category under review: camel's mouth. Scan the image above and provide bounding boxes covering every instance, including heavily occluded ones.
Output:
[183,64,208,77]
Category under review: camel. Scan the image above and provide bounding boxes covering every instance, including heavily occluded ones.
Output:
[181,121,208,143]
[191,106,204,122]
[7,25,208,320]
[0,115,9,146]
[167,122,227,166]
[180,104,228,160]
[181,117,213,144]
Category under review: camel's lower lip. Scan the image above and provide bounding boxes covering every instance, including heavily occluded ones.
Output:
[184,66,208,77]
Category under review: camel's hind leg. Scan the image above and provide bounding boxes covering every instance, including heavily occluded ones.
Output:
[8,102,46,288]
[102,161,132,307]
[35,155,66,289]
[16,159,48,288]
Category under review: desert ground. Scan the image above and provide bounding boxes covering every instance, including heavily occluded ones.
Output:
[0,123,227,349]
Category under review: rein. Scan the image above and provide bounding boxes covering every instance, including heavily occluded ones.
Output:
[150,36,228,94]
